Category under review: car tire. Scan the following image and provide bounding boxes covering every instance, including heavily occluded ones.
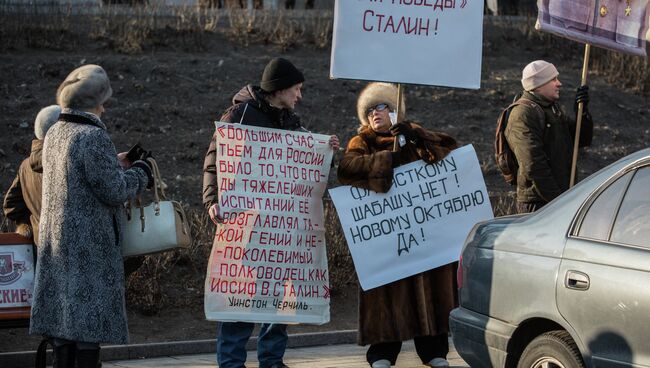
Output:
[517,330,585,368]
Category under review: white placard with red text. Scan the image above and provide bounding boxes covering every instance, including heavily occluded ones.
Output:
[330,0,484,88]
[329,145,493,290]
[204,123,332,324]
[0,243,34,308]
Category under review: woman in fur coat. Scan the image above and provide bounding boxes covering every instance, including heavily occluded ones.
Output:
[337,82,458,368]
[29,65,153,368]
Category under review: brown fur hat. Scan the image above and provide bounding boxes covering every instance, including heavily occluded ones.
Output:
[356,82,406,128]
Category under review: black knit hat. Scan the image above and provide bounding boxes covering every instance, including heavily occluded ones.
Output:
[260,58,305,93]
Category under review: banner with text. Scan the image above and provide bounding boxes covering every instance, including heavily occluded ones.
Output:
[0,241,34,308]
[330,0,484,88]
[204,123,332,324]
[536,0,650,57]
[330,145,493,290]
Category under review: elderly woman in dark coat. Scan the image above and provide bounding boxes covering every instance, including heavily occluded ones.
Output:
[337,82,458,368]
[29,65,152,368]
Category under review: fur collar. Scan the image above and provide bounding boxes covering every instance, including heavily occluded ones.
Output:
[59,108,106,130]
[357,125,396,150]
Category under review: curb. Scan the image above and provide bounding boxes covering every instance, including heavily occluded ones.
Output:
[0,330,357,368]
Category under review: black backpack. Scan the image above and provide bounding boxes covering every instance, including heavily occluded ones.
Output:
[495,97,545,185]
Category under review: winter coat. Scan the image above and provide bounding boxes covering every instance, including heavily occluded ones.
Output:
[29,109,149,344]
[337,122,459,345]
[505,91,593,204]
[3,139,44,245]
[202,85,303,209]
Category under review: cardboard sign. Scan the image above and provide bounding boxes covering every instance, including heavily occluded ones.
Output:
[536,0,650,56]
[330,0,484,88]
[204,123,332,324]
[329,145,493,290]
[0,233,34,320]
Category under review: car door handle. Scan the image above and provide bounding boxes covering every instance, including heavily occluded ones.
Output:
[565,271,590,291]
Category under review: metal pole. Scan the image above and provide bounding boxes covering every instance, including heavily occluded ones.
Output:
[570,43,591,187]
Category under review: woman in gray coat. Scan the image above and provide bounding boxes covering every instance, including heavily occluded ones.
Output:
[29,64,153,368]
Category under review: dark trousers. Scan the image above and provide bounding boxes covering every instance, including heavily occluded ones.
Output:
[516,201,546,214]
[366,334,449,365]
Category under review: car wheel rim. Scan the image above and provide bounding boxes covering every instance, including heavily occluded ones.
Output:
[531,357,566,368]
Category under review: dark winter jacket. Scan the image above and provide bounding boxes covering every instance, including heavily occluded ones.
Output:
[202,85,303,209]
[505,91,593,204]
[3,139,44,245]
[337,122,459,345]
[30,109,149,344]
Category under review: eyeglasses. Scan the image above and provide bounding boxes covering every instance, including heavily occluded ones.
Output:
[366,103,389,116]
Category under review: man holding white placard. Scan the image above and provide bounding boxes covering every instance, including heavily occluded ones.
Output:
[203,57,339,368]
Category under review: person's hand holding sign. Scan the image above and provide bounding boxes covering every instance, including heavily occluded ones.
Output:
[209,203,223,225]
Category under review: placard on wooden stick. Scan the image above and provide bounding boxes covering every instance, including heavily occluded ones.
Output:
[330,0,484,89]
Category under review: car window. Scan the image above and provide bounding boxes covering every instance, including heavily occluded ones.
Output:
[577,171,633,241]
[610,167,650,247]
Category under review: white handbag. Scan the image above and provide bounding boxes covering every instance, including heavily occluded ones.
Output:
[121,158,191,257]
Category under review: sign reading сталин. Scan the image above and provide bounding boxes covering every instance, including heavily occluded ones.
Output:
[330,0,484,88]
[204,123,333,325]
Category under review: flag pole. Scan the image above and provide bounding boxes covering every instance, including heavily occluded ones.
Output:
[570,43,591,187]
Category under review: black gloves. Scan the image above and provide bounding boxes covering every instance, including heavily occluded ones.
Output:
[389,122,416,141]
[575,85,589,111]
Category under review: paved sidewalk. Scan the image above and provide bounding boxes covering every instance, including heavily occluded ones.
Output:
[102,340,469,368]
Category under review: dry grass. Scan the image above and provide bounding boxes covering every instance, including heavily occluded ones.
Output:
[590,49,650,93]
[0,216,12,233]
[323,198,357,293]
[225,8,331,50]
[125,206,213,313]
[4,5,648,92]
[0,2,75,50]
[490,191,518,217]
[0,3,332,53]
[486,16,650,94]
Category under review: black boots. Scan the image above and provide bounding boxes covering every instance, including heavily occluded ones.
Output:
[39,338,101,368]
[52,343,76,368]
[76,347,102,368]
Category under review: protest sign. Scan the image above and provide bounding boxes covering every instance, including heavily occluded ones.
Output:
[536,0,650,56]
[330,0,484,88]
[204,123,332,324]
[0,234,34,321]
[329,145,493,291]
